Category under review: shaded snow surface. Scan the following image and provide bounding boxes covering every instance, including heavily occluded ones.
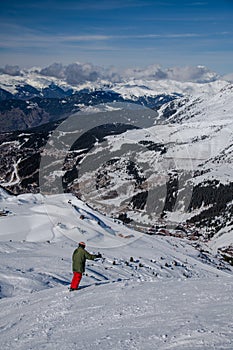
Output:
[0,192,233,349]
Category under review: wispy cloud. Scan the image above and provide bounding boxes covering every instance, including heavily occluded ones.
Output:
[59,33,204,43]
[0,28,228,53]
[0,27,198,46]
[189,2,208,6]
[62,35,111,42]
[128,33,203,39]
[13,0,150,11]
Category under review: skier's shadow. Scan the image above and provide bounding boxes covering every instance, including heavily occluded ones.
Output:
[79,279,123,290]
[78,282,107,290]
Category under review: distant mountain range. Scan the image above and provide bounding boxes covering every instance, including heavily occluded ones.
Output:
[0,67,228,132]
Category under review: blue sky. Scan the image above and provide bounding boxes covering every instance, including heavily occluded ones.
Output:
[0,0,233,74]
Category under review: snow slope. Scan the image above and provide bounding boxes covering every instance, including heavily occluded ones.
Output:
[1,277,233,350]
[0,191,233,349]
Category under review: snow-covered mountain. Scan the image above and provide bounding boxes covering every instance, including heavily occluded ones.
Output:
[0,190,233,349]
[0,66,230,132]
[0,67,227,98]
[70,85,232,242]
[0,71,182,133]
[0,69,232,259]
[0,63,225,97]
[1,64,233,349]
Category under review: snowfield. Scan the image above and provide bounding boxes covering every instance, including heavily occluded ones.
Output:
[1,276,233,350]
[0,190,233,349]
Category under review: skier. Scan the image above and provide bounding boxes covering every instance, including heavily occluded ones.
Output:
[70,241,102,291]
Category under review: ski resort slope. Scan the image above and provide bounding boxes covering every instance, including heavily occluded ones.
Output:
[0,191,233,349]
[1,277,233,350]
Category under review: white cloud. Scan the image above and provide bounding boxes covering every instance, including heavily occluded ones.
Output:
[222,73,233,82]
[38,62,219,83]
[164,65,219,83]
[39,62,121,83]
[0,65,22,76]
[39,63,65,79]
[0,61,223,83]
[122,64,219,83]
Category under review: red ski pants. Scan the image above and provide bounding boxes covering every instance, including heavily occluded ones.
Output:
[70,272,82,289]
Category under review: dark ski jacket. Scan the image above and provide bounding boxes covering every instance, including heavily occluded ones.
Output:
[72,246,97,273]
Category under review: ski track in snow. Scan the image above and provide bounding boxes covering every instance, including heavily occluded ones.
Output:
[0,191,233,349]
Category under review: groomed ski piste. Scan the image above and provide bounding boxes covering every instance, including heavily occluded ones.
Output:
[0,188,233,350]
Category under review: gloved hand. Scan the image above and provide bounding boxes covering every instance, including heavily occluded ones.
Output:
[96,253,102,258]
